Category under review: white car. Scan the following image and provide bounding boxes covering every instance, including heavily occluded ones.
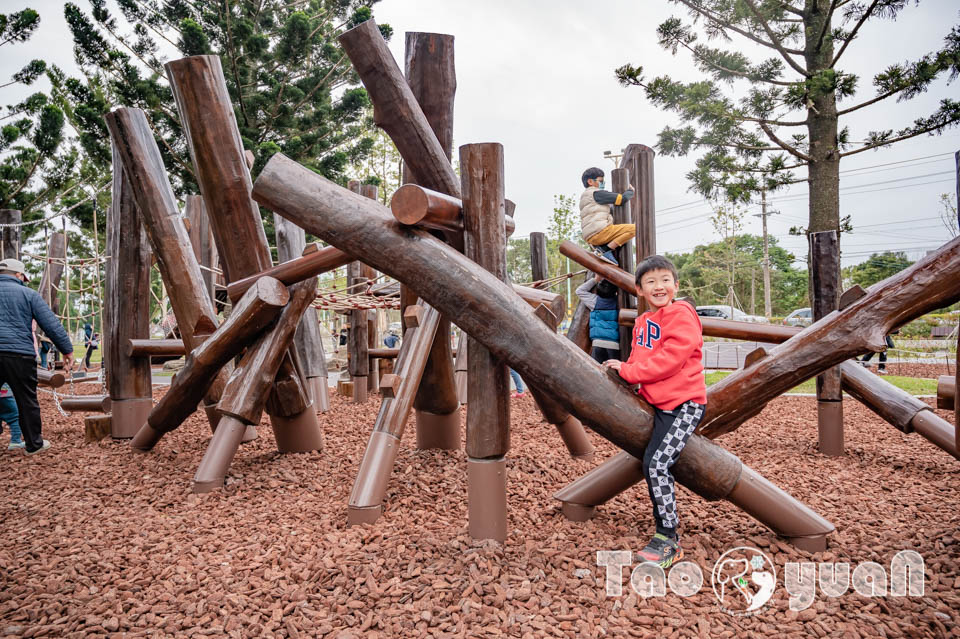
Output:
[695,305,769,324]
[782,307,813,327]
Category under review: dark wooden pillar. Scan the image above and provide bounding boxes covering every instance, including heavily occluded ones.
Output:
[0,210,21,260]
[810,230,843,456]
[105,107,235,438]
[346,180,370,403]
[623,144,656,319]
[105,141,153,437]
[611,167,635,356]
[185,195,218,305]
[530,232,548,284]
[401,31,461,450]
[275,213,330,413]
[166,54,320,467]
[461,142,510,542]
[38,232,66,312]
[360,184,381,396]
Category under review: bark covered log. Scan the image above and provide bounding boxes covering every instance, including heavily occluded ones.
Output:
[104,137,152,402]
[185,195,217,303]
[37,232,66,311]
[131,277,289,450]
[390,184,515,235]
[226,245,351,302]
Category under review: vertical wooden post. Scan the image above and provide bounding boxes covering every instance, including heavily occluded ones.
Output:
[403,31,461,450]
[461,142,509,542]
[346,180,370,402]
[954,150,959,450]
[360,184,381,395]
[810,230,843,456]
[185,195,218,305]
[623,144,656,316]
[166,55,320,465]
[530,232,548,284]
[38,232,66,312]
[0,210,21,260]
[611,167,635,357]
[274,214,330,413]
[105,142,153,437]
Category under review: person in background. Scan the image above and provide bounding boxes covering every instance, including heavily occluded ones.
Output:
[384,330,400,348]
[0,258,74,455]
[81,331,99,372]
[0,384,24,450]
[509,368,525,399]
[860,333,896,374]
[578,167,635,265]
[575,274,621,363]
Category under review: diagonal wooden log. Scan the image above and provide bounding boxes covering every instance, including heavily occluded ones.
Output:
[226,245,351,302]
[104,136,153,438]
[347,301,445,525]
[106,107,232,435]
[193,278,319,492]
[253,153,836,549]
[166,54,315,436]
[130,277,289,451]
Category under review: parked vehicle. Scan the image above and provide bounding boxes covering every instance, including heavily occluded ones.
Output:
[783,307,813,327]
[695,305,768,324]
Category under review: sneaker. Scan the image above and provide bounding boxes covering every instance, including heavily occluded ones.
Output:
[878,367,887,375]
[25,440,51,455]
[511,391,525,399]
[597,250,618,266]
[637,533,683,568]
[8,441,25,450]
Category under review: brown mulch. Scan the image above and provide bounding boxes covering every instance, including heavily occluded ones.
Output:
[1,388,958,638]
[875,362,955,380]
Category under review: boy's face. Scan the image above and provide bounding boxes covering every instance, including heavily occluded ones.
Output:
[587,177,604,189]
[635,268,678,309]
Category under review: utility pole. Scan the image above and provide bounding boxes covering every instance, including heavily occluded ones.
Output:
[753,188,778,318]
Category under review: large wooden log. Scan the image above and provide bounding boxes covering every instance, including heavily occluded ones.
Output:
[619,308,804,342]
[462,142,510,542]
[841,361,958,459]
[359,185,381,397]
[37,232,66,311]
[939,375,955,411]
[0,209,21,259]
[104,137,153,437]
[530,232,548,284]
[184,195,218,304]
[131,277,289,451]
[810,230,843,456]
[347,302,444,524]
[275,214,330,412]
[622,144,656,272]
[125,339,185,358]
[611,168,635,357]
[253,153,836,547]
[166,54,313,432]
[226,245,351,302]
[390,184,516,236]
[106,107,230,431]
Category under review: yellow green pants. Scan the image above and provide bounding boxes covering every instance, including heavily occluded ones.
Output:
[586,224,636,247]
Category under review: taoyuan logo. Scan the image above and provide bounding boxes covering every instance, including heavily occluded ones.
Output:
[596,547,925,616]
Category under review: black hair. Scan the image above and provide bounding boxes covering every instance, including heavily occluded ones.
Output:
[581,167,604,187]
[596,279,618,299]
[635,255,678,286]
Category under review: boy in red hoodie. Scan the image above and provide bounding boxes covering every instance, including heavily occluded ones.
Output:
[603,255,706,568]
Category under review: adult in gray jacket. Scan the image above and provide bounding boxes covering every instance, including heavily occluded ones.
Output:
[0,258,74,454]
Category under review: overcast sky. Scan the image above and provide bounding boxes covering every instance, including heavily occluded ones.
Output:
[5,0,959,268]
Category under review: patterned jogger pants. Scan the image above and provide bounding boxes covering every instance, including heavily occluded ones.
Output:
[642,400,705,536]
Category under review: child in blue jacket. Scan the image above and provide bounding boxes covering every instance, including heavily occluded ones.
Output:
[575,274,620,363]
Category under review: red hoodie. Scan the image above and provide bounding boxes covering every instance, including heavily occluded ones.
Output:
[618,300,707,410]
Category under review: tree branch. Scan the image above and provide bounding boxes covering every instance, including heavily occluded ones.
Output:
[839,119,960,158]
[674,0,805,55]
[758,120,812,161]
[741,0,811,76]
[832,0,881,67]
[837,87,902,116]
[680,40,795,86]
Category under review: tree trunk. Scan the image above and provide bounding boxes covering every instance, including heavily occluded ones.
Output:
[0,209,20,260]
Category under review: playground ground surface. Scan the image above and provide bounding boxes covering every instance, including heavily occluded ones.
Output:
[1,365,957,638]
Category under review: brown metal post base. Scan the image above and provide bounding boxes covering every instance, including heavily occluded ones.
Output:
[311,377,330,413]
[911,410,960,460]
[193,415,248,493]
[817,400,844,456]
[270,408,323,453]
[554,451,644,513]
[726,464,834,550]
[110,397,153,439]
[352,376,368,403]
[554,414,595,460]
[415,409,461,450]
[204,403,256,442]
[130,422,163,451]
[560,502,596,522]
[467,457,507,542]
[347,430,402,525]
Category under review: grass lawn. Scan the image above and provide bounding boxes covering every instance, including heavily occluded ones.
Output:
[704,370,938,395]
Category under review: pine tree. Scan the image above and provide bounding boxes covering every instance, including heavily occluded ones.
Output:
[62,0,390,199]
[616,1,960,294]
